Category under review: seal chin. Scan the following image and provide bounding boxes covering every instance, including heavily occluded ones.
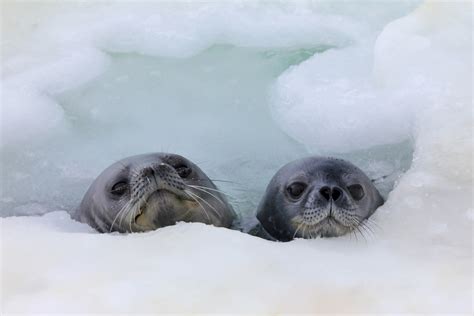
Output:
[134,189,197,230]
[300,216,352,238]
[318,217,352,237]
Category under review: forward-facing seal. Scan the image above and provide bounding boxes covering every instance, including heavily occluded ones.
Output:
[73,153,236,233]
[255,157,383,241]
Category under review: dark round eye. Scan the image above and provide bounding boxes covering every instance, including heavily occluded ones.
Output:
[348,184,365,201]
[111,181,128,196]
[174,164,191,178]
[287,182,307,199]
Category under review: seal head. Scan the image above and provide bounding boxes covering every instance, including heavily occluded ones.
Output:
[256,157,383,241]
[73,153,236,233]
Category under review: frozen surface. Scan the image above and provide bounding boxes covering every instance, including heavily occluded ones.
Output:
[2,211,471,313]
[1,1,472,313]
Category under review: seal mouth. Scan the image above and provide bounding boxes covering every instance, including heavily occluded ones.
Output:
[296,213,352,238]
[316,215,347,229]
[133,189,197,225]
[322,216,342,226]
[311,217,351,238]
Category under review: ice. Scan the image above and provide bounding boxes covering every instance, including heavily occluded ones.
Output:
[271,2,471,155]
[1,1,419,148]
[1,0,472,313]
[270,44,416,152]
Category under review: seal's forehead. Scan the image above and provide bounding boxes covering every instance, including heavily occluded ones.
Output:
[113,152,191,168]
[104,153,198,177]
[279,157,363,182]
[118,153,165,166]
[99,153,164,177]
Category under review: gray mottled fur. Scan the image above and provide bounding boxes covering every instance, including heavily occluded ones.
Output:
[256,157,384,241]
[73,153,236,233]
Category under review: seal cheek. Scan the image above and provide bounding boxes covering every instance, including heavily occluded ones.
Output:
[175,199,201,221]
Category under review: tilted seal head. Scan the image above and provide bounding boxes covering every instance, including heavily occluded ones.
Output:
[73,153,236,233]
[256,157,384,241]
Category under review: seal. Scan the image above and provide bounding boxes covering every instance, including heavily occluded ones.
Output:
[255,157,384,241]
[73,153,236,233]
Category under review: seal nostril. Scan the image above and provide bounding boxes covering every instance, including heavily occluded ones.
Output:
[332,187,342,201]
[142,167,155,177]
[319,186,331,201]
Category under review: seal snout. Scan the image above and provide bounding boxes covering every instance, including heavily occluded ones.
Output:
[138,163,186,193]
[300,185,357,234]
[302,207,329,225]
[319,186,343,202]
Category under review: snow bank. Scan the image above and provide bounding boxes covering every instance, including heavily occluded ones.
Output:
[1,0,472,314]
[2,211,470,313]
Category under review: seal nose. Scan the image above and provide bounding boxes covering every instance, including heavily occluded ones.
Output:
[319,186,343,202]
[152,163,186,191]
[142,166,155,177]
[155,163,175,176]
[319,186,331,201]
[331,187,342,202]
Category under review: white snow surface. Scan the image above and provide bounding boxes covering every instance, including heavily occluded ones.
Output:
[1,1,472,314]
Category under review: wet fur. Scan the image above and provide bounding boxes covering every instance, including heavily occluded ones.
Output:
[256,157,384,241]
[73,153,236,233]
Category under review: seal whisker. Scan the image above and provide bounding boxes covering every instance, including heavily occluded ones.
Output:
[349,228,357,242]
[358,220,376,238]
[110,199,133,232]
[184,190,212,223]
[303,223,309,238]
[364,217,381,231]
[352,222,368,243]
[187,185,227,207]
[119,199,135,230]
[129,204,136,233]
[351,226,359,242]
[194,178,247,190]
[178,207,194,221]
[187,185,239,201]
[350,215,377,238]
[292,221,305,239]
[207,179,241,185]
[189,190,221,220]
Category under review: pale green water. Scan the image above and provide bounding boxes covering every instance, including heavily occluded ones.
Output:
[2,45,412,228]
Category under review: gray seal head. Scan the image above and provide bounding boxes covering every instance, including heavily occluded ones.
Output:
[256,157,384,241]
[73,153,236,233]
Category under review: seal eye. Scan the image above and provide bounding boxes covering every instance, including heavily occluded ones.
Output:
[174,164,191,178]
[287,182,307,199]
[348,184,365,201]
[111,181,128,196]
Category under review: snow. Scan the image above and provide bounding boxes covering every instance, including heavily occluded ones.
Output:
[2,211,470,313]
[1,0,472,313]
